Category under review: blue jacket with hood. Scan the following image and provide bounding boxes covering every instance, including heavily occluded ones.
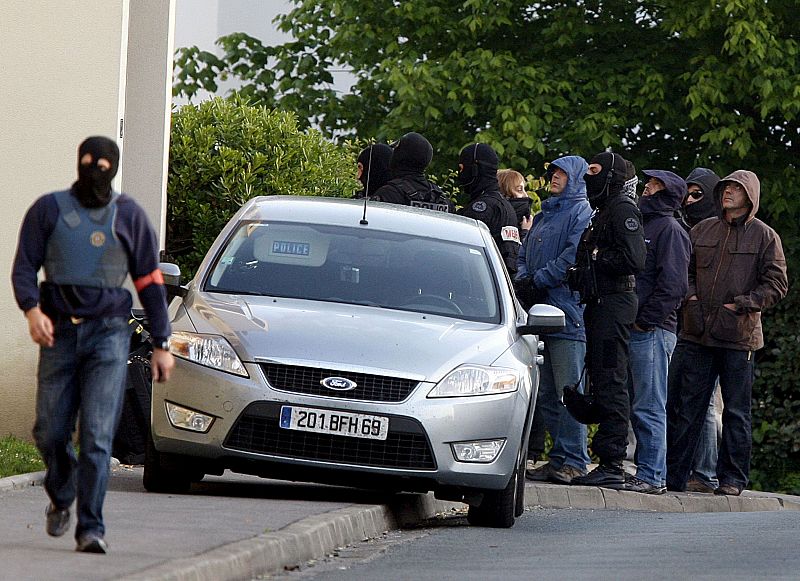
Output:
[635,170,691,333]
[516,156,592,341]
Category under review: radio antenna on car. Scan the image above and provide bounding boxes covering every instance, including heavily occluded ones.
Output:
[360,146,372,225]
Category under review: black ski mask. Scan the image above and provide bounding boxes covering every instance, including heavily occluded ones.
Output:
[356,143,393,197]
[73,136,120,208]
[458,143,500,198]
[584,152,633,209]
[389,132,433,176]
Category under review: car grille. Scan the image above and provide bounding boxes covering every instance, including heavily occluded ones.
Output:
[260,363,420,402]
[224,403,436,470]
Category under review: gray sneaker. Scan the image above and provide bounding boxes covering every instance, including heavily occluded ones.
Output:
[622,475,666,495]
[76,533,108,554]
[526,462,553,482]
[548,464,587,485]
[45,504,70,537]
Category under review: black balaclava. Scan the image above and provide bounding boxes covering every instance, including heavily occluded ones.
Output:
[584,151,632,209]
[458,142,500,199]
[357,143,393,196]
[73,136,120,208]
[388,132,433,177]
[683,167,720,227]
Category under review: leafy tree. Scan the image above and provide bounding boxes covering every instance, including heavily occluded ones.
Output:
[173,1,799,219]
[167,97,360,275]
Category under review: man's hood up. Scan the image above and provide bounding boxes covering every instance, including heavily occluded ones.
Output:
[549,155,588,201]
[640,169,686,215]
[714,170,760,222]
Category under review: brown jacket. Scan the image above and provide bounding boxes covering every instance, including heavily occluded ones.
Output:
[680,170,788,351]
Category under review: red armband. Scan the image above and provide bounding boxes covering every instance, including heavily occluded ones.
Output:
[133,268,165,292]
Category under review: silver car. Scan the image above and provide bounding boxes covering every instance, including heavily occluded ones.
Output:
[147,196,564,528]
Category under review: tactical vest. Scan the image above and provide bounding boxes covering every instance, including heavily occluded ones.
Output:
[43,190,128,288]
[395,181,452,213]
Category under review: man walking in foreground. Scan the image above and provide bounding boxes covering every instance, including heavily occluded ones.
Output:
[11,136,174,553]
[666,170,787,495]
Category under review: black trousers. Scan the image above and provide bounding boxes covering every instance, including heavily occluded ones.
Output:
[585,291,637,464]
[666,342,754,491]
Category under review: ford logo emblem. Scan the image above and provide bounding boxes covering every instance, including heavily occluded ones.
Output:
[321,377,357,391]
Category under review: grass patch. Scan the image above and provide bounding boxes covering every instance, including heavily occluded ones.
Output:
[0,435,44,478]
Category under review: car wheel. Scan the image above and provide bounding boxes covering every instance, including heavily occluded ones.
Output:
[466,447,522,528]
[143,430,192,494]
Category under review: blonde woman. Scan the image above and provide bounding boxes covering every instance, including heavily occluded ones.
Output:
[498,169,533,239]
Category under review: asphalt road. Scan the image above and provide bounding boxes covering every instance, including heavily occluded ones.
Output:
[277,507,800,580]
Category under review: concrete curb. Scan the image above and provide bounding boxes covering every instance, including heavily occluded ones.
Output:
[118,497,462,581]
[0,470,45,493]
[120,481,800,581]
[526,482,800,513]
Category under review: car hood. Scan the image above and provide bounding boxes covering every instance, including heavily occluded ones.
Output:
[181,292,513,382]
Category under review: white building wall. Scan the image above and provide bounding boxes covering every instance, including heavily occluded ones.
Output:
[0,1,174,440]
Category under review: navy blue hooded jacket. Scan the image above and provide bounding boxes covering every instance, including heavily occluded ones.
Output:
[635,170,691,333]
[516,156,592,341]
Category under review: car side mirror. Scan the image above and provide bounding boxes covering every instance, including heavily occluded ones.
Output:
[160,262,188,299]
[517,303,565,335]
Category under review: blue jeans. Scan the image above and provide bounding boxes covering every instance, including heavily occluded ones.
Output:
[666,342,754,491]
[32,316,131,539]
[691,391,720,487]
[629,328,676,487]
[537,337,589,470]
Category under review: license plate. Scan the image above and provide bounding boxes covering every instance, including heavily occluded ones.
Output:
[279,406,389,441]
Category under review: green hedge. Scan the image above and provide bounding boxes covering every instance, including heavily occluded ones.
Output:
[751,280,800,494]
[166,97,360,276]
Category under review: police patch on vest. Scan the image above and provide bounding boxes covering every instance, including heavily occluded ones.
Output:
[624,218,640,232]
[410,200,450,212]
[471,201,487,212]
[90,231,106,247]
[501,226,521,244]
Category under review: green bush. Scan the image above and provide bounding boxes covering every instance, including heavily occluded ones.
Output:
[750,275,800,494]
[166,96,360,276]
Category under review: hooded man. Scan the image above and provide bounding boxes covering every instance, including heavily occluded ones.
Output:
[667,166,722,494]
[516,156,592,484]
[676,167,720,231]
[623,170,690,494]
[457,143,520,273]
[354,143,393,199]
[666,170,787,496]
[371,132,454,212]
[568,151,647,489]
[11,136,174,553]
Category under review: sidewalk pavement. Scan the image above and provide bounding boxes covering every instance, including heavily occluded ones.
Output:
[1,465,798,581]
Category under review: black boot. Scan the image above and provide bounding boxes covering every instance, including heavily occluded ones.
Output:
[571,462,625,488]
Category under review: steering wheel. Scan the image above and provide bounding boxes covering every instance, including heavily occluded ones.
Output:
[401,294,463,315]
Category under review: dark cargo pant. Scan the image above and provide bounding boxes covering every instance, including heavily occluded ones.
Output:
[584,291,637,464]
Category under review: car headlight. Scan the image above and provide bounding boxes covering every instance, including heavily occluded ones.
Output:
[169,331,249,377]
[428,365,519,398]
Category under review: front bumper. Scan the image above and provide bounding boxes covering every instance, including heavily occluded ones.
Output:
[151,358,533,491]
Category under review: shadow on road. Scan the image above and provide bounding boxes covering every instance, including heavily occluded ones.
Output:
[108,466,405,506]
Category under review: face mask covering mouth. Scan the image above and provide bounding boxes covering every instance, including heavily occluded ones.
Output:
[73,136,119,208]
[75,163,114,208]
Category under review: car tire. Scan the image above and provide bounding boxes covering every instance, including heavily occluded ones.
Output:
[143,430,192,494]
[466,447,523,528]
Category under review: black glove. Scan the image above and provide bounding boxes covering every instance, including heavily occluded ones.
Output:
[566,265,585,293]
[514,277,547,310]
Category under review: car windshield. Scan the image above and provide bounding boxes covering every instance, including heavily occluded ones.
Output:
[203,221,500,323]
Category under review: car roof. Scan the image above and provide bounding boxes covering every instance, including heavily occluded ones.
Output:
[237,196,489,246]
